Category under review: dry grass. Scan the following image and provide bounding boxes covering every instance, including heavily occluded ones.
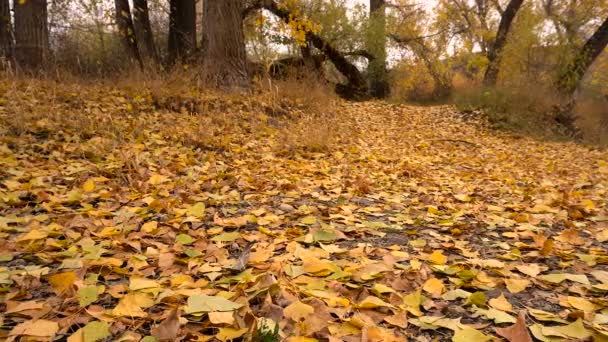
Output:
[575,97,608,146]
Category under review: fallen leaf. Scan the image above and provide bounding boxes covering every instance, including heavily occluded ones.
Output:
[184,295,242,314]
[504,278,530,293]
[283,300,314,321]
[9,319,59,338]
[489,293,513,312]
[151,308,181,341]
[494,311,533,342]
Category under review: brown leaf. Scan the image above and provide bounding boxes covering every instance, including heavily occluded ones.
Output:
[151,308,181,341]
[494,311,532,342]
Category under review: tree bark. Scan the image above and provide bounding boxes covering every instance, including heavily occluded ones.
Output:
[558,16,608,96]
[168,0,196,64]
[115,0,143,69]
[0,0,12,66]
[368,0,390,98]
[201,0,249,89]
[0,0,12,64]
[13,0,48,69]
[482,0,524,86]
[132,0,158,64]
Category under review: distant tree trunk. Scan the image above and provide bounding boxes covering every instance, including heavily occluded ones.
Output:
[132,0,158,64]
[13,0,48,69]
[558,16,608,97]
[554,16,608,136]
[168,0,196,64]
[368,0,390,98]
[201,0,249,89]
[115,0,143,69]
[482,0,524,86]
[0,0,13,64]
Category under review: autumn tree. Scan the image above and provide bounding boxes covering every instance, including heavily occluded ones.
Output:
[558,17,608,98]
[201,0,250,89]
[367,0,389,98]
[482,0,525,86]
[115,0,143,68]
[13,0,48,69]
[133,0,158,64]
[0,0,12,63]
[168,0,196,64]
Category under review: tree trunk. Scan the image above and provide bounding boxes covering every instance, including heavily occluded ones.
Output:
[558,16,608,96]
[368,0,390,98]
[482,0,524,86]
[13,0,48,70]
[132,0,158,64]
[168,0,196,64]
[115,0,143,69]
[0,0,13,64]
[201,0,249,89]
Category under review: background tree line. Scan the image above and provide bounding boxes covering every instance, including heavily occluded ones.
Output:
[0,0,606,134]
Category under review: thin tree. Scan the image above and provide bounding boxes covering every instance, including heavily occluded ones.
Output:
[201,0,249,89]
[482,0,524,86]
[115,0,143,69]
[368,0,390,98]
[13,0,48,69]
[133,0,158,64]
[168,0,196,64]
[0,0,13,64]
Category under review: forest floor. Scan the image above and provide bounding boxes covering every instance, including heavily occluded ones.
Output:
[1,80,608,342]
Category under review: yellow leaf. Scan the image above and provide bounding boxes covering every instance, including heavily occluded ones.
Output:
[48,272,77,295]
[185,202,206,218]
[148,174,168,185]
[428,250,447,265]
[140,221,158,233]
[112,293,147,317]
[208,311,235,325]
[504,278,530,293]
[300,216,317,225]
[215,327,247,341]
[283,300,314,321]
[9,319,59,338]
[18,229,48,242]
[129,277,160,291]
[567,296,597,312]
[423,278,445,297]
[356,296,395,309]
[489,294,513,312]
[541,319,591,339]
[452,327,492,342]
[598,229,608,242]
[82,179,95,192]
[515,264,545,277]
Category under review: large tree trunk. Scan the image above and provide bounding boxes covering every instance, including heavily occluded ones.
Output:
[115,0,143,69]
[368,0,390,98]
[0,0,13,64]
[132,0,158,64]
[201,0,249,89]
[13,0,48,70]
[482,0,524,86]
[558,16,608,96]
[168,0,196,64]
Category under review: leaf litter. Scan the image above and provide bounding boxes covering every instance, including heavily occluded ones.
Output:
[1,82,608,341]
